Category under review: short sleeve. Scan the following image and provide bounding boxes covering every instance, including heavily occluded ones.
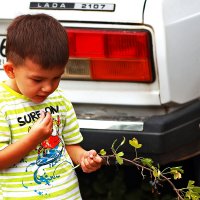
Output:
[0,111,11,150]
[60,94,83,145]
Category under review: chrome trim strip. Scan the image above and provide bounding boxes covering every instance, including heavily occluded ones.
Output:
[78,119,144,131]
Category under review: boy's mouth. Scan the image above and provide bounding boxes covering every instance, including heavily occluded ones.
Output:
[33,95,48,103]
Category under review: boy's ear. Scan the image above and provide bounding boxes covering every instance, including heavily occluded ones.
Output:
[3,62,15,79]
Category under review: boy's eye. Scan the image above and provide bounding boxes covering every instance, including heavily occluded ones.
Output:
[33,79,42,82]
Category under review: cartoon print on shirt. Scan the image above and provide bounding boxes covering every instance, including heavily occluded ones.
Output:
[22,113,74,196]
[37,114,62,162]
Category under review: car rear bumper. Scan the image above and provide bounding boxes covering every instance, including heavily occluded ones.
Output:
[79,100,200,165]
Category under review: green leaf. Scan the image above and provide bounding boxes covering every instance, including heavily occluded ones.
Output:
[151,166,160,178]
[189,192,199,200]
[129,138,142,149]
[185,181,200,200]
[187,180,195,188]
[117,152,124,157]
[192,186,200,193]
[116,155,123,165]
[99,149,106,156]
[170,166,184,180]
[141,158,153,168]
[111,139,118,153]
[185,191,191,198]
[111,139,117,149]
[115,151,124,165]
[171,170,182,180]
[119,136,126,147]
[170,166,184,174]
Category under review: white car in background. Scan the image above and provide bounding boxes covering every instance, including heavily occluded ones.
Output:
[1,0,200,171]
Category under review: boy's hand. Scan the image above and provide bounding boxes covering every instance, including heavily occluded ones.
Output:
[80,150,102,173]
[28,111,53,143]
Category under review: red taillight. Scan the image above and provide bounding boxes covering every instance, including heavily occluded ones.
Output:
[64,28,154,82]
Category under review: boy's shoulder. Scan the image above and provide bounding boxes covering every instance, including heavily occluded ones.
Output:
[0,83,12,111]
[53,87,72,106]
[0,82,9,100]
[0,81,19,100]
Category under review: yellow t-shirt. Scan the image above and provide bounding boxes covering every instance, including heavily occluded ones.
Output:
[0,82,83,199]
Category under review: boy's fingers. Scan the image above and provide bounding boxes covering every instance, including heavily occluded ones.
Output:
[80,150,102,173]
[87,150,102,163]
[81,160,93,172]
[88,150,97,158]
[39,112,52,124]
[93,155,103,163]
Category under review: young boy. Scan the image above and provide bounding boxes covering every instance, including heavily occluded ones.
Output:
[0,14,102,199]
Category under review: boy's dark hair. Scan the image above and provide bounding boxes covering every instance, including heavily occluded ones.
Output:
[6,13,69,68]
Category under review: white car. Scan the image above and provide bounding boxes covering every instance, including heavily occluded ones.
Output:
[1,0,200,166]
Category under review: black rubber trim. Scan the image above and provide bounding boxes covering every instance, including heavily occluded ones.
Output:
[80,100,200,164]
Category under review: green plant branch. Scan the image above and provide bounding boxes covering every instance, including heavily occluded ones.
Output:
[101,154,184,200]
[99,137,200,200]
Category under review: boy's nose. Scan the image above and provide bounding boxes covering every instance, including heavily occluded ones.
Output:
[41,83,54,93]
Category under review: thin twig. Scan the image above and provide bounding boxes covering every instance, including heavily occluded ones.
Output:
[101,155,184,200]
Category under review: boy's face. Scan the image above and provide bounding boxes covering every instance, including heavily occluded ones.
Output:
[4,58,65,103]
